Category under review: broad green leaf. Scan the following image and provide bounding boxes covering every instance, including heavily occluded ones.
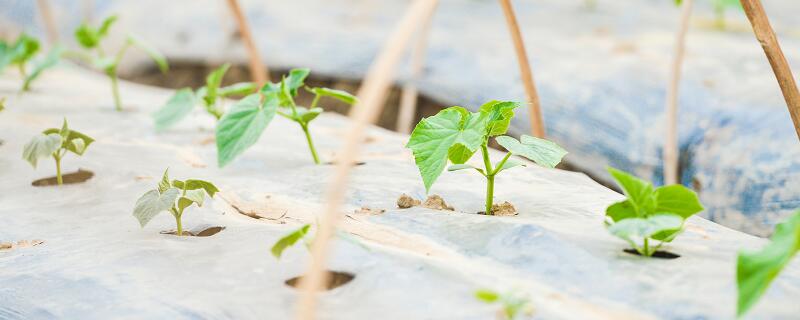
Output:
[177,196,197,212]
[22,133,61,167]
[495,158,525,172]
[447,143,476,164]
[406,106,489,192]
[737,211,800,316]
[183,179,219,197]
[607,213,684,252]
[479,100,519,137]
[74,24,100,49]
[216,93,278,167]
[296,107,323,124]
[605,200,636,223]
[9,34,39,65]
[271,224,311,258]
[127,35,168,73]
[152,88,196,131]
[132,188,179,227]
[495,135,567,168]
[607,167,655,216]
[309,87,358,105]
[22,46,62,91]
[63,130,94,155]
[158,169,171,193]
[475,289,500,303]
[219,82,256,97]
[654,185,704,219]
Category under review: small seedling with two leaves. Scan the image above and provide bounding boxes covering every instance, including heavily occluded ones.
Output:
[0,33,62,91]
[152,63,257,131]
[406,101,567,215]
[22,119,94,185]
[270,222,366,259]
[475,288,534,320]
[133,169,218,236]
[216,68,358,166]
[73,15,168,111]
[736,209,800,317]
[604,167,704,257]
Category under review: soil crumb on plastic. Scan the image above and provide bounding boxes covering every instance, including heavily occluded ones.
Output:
[491,201,517,216]
[422,195,454,211]
[160,226,225,237]
[623,249,681,259]
[355,206,385,215]
[0,240,44,250]
[324,160,366,166]
[397,194,421,208]
[32,169,94,186]
[285,270,355,290]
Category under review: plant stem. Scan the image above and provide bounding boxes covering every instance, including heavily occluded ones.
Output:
[301,123,321,164]
[18,64,27,78]
[310,93,321,109]
[54,156,62,185]
[643,238,651,256]
[175,213,183,236]
[481,144,495,215]
[109,71,122,111]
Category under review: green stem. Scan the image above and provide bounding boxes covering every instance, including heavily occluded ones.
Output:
[301,123,321,164]
[175,212,183,237]
[18,63,27,78]
[492,153,513,175]
[310,93,322,109]
[110,71,122,111]
[481,144,495,215]
[643,238,651,256]
[54,156,62,186]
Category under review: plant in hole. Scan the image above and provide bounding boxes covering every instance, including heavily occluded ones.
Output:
[22,119,94,185]
[132,169,218,236]
[216,68,358,166]
[475,288,533,319]
[271,222,364,259]
[736,209,800,317]
[405,101,567,215]
[73,15,168,111]
[604,167,704,257]
[0,33,62,91]
[152,63,257,131]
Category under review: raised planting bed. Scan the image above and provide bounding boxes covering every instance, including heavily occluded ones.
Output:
[1,67,799,319]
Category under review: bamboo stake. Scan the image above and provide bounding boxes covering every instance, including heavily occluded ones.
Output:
[739,0,800,140]
[498,0,545,138]
[664,0,693,186]
[225,0,270,86]
[396,2,438,134]
[293,1,440,319]
[36,0,59,46]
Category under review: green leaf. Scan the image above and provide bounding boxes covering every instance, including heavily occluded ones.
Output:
[271,224,311,258]
[296,107,323,124]
[607,167,655,216]
[406,106,489,192]
[216,93,278,167]
[495,135,567,168]
[447,163,478,171]
[285,68,310,96]
[132,188,179,227]
[127,35,168,73]
[158,169,171,194]
[607,213,684,254]
[63,129,94,156]
[22,133,62,168]
[93,57,116,71]
[654,185,704,219]
[495,158,525,172]
[309,87,358,105]
[22,46,62,91]
[152,88,196,131]
[447,143,476,165]
[219,82,256,97]
[479,100,519,137]
[605,200,637,223]
[737,211,800,316]
[203,63,230,106]
[0,97,5,112]
[9,34,40,65]
[475,289,500,303]
[183,179,219,197]
[97,16,118,38]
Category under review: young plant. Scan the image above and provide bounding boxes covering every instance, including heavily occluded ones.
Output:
[73,15,168,111]
[475,288,534,319]
[405,101,567,215]
[0,33,61,91]
[604,167,704,257]
[132,169,218,236]
[22,119,94,185]
[152,63,257,131]
[736,209,800,317]
[271,224,312,258]
[216,68,358,166]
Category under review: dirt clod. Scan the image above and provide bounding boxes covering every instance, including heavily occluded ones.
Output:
[422,195,454,211]
[491,201,518,216]
[397,194,421,208]
[0,240,44,250]
[355,206,385,215]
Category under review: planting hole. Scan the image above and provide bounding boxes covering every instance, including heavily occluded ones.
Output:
[284,270,355,291]
[324,161,366,166]
[623,249,681,259]
[31,169,94,187]
[160,226,225,237]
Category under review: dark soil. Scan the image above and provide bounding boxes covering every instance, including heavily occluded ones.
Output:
[32,169,94,186]
[623,248,681,259]
[284,270,355,291]
[160,226,226,237]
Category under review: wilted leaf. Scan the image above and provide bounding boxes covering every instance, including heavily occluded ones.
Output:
[495,135,566,169]
[216,93,278,167]
[153,88,196,131]
[22,133,61,168]
[63,130,94,155]
[132,188,179,227]
[271,224,311,258]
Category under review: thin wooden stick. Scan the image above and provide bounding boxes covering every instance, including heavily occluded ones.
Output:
[739,0,800,140]
[225,0,270,86]
[664,0,693,185]
[36,0,59,45]
[498,0,545,138]
[396,2,438,134]
[293,0,440,319]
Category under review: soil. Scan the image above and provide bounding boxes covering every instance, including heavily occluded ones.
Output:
[160,226,226,237]
[422,195,454,211]
[284,270,355,291]
[396,194,421,208]
[0,239,44,250]
[31,169,94,186]
[623,249,681,260]
[488,201,518,216]
[354,206,385,215]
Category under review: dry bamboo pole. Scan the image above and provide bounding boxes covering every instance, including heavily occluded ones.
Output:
[293,0,440,319]
[36,0,59,46]
[224,0,270,86]
[663,0,693,186]
[739,0,800,140]
[498,0,545,138]
[395,2,438,134]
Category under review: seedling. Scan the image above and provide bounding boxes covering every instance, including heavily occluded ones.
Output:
[152,63,257,131]
[73,15,168,111]
[22,119,94,185]
[736,209,800,317]
[132,169,218,236]
[604,167,704,257]
[216,68,358,166]
[405,101,567,215]
[271,222,365,259]
[475,288,533,319]
[0,33,61,91]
